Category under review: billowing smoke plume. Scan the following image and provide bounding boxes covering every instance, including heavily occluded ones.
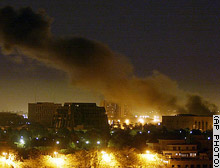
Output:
[0,6,218,115]
[186,95,218,115]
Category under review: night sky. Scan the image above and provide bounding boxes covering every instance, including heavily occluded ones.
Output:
[0,0,219,112]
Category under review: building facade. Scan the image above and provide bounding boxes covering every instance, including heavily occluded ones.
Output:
[53,103,109,131]
[147,139,212,168]
[100,100,121,119]
[100,100,132,119]
[28,102,61,127]
[162,114,213,131]
[0,112,26,127]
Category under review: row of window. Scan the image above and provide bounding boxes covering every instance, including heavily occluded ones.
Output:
[172,146,196,150]
[171,164,211,168]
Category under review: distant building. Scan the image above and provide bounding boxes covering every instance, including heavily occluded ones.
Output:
[0,112,26,127]
[53,103,108,132]
[100,100,120,119]
[28,102,61,127]
[162,114,213,131]
[100,100,132,119]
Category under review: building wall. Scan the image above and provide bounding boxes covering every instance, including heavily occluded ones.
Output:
[162,115,213,131]
[100,100,121,119]
[168,159,212,168]
[0,112,25,126]
[53,103,109,131]
[28,102,61,127]
[158,139,186,150]
[100,100,132,119]
[148,138,212,168]
[166,144,197,151]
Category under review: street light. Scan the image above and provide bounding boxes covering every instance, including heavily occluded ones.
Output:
[20,139,25,145]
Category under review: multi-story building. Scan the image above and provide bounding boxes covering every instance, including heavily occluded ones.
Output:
[147,139,212,168]
[0,112,26,127]
[28,102,61,127]
[147,139,186,151]
[100,100,132,119]
[162,114,213,131]
[121,103,132,118]
[100,100,121,119]
[53,103,108,132]
[162,143,198,158]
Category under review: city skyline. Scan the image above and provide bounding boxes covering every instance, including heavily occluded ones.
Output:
[0,1,219,113]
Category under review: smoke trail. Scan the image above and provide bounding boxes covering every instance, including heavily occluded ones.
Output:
[0,6,217,115]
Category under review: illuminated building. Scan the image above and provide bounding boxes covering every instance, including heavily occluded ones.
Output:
[100,100,121,119]
[162,143,198,158]
[28,102,61,127]
[53,103,108,131]
[147,139,212,168]
[162,114,213,131]
[100,100,132,119]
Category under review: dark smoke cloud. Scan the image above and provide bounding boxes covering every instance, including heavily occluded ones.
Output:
[186,95,218,115]
[0,6,218,115]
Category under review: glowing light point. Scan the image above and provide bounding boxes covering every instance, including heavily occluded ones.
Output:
[20,139,25,144]
[97,141,100,144]
[56,141,60,144]
[2,152,7,156]
[85,140,89,144]
[125,119,130,125]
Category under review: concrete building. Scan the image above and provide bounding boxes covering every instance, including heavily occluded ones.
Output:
[28,102,61,127]
[147,139,212,168]
[162,143,197,158]
[0,112,26,127]
[100,100,120,119]
[162,114,213,131]
[100,100,132,119]
[147,139,186,151]
[53,103,109,131]
[167,158,212,168]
